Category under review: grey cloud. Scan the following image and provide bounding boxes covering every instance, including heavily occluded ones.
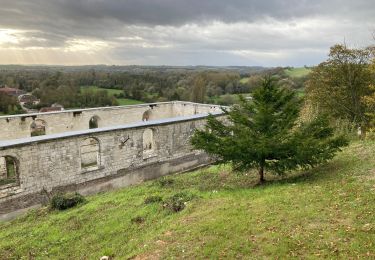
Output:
[0,0,374,65]
[0,0,374,36]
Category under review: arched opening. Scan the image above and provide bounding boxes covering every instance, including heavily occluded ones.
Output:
[80,137,100,169]
[143,129,155,155]
[142,110,152,122]
[30,119,47,137]
[0,156,19,187]
[89,115,100,129]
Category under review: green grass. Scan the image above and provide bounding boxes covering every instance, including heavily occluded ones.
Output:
[1,141,375,258]
[209,93,253,105]
[80,86,143,105]
[81,86,124,95]
[240,77,250,84]
[116,98,144,106]
[285,67,312,78]
[296,88,305,97]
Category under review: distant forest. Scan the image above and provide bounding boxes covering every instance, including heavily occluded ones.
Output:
[0,65,309,114]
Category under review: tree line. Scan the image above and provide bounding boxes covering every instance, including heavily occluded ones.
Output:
[305,44,375,135]
[0,66,306,113]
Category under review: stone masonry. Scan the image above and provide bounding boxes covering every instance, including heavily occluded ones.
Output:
[0,101,221,140]
[0,101,223,220]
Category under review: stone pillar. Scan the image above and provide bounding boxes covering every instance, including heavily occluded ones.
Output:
[0,157,7,179]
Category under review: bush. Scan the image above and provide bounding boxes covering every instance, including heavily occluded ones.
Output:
[144,195,163,204]
[50,192,86,210]
[131,216,145,224]
[158,177,174,187]
[163,192,196,212]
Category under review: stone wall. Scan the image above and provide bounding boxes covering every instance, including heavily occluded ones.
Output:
[0,101,222,140]
[0,111,223,220]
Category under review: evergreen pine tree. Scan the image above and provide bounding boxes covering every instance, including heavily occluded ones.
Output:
[191,77,348,183]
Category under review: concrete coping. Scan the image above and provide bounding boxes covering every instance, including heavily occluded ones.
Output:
[0,100,225,119]
[0,111,224,149]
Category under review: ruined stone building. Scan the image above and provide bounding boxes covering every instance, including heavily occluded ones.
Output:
[0,101,223,220]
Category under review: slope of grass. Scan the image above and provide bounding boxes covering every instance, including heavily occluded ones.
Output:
[1,141,375,259]
[285,67,312,78]
[81,86,143,105]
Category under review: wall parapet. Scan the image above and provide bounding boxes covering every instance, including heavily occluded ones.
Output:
[0,101,222,120]
[0,101,224,141]
[0,111,223,149]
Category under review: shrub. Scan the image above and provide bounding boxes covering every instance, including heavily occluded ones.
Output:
[158,177,174,187]
[131,216,145,224]
[50,192,86,210]
[144,195,163,204]
[163,192,196,212]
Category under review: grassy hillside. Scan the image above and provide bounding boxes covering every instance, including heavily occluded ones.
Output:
[1,141,375,259]
[285,67,312,78]
[81,86,144,106]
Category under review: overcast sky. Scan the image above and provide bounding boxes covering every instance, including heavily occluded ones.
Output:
[0,0,373,66]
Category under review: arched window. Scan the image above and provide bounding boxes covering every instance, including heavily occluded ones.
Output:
[89,116,100,129]
[143,129,155,153]
[30,119,47,137]
[0,156,19,187]
[80,137,100,170]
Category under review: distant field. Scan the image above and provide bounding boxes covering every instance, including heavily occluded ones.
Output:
[210,93,253,105]
[80,86,143,105]
[284,67,312,78]
[81,86,124,95]
[116,98,144,105]
[240,77,249,84]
